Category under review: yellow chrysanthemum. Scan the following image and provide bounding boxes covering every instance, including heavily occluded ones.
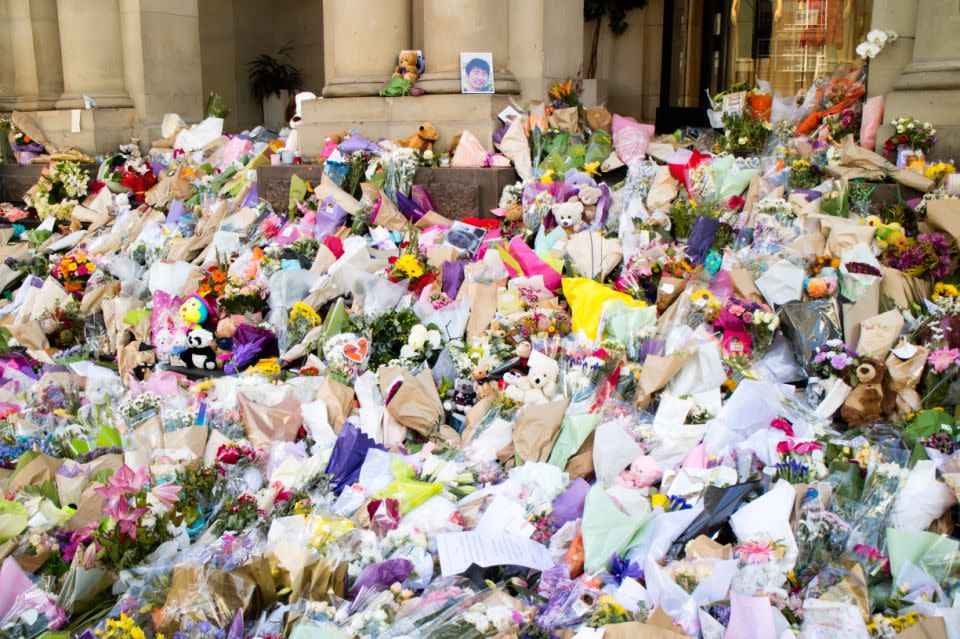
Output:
[394,254,425,279]
[650,494,670,509]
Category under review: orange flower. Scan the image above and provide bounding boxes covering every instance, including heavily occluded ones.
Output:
[212,270,226,284]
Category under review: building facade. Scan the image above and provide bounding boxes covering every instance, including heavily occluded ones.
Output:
[0,0,956,158]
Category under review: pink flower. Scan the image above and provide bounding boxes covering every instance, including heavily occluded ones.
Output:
[104,499,148,540]
[927,347,960,373]
[729,304,746,316]
[777,440,822,456]
[735,539,781,564]
[149,482,182,509]
[93,464,148,502]
[770,418,794,437]
[741,311,753,324]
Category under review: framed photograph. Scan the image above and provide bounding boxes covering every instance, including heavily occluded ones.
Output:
[460,52,494,94]
[443,221,487,257]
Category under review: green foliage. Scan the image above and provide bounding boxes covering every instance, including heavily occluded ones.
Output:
[248,43,303,101]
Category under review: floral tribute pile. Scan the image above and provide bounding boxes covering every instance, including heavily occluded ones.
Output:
[0,61,959,639]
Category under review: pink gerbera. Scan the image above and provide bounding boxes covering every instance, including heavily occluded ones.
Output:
[734,539,782,564]
[927,347,960,373]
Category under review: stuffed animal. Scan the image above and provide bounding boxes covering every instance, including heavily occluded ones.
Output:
[395,122,440,154]
[179,294,211,326]
[552,199,585,232]
[577,185,602,223]
[393,50,422,84]
[503,351,559,405]
[283,91,318,156]
[183,327,217,370]
[169,330,188,368]
[840,358,894,426]
[80,374,124,427]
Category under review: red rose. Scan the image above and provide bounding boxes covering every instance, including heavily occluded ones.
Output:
[216,444,240,464]
[899,135,909,143]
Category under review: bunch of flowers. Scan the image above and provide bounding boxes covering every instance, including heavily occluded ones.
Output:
[287,301,322,346]
[856,29,898,59]
[775,440,824,483]
[884,116,936,157]
[548,78,580,108]
[584,595,639,628]
[664,559,714,594]
[717,111,772,155]
[24,161,89,221]
[75,614,152,639]
[824,108,861,142]
[387,228,435,292]
[355,307,420,370]
[883,232,954,279]
[118,155,158,201]
[39,300,85,350]
[4,253,49,279]
[711,296,779,357]
[787,159,822,190]
[219,277,268,315]
[812,339,862,383]
[396,323,443,368]
[211,493,265,535]
[90,465,180,569]
[923,161,956,186]
[688,289,723,325]
[51,250,97,296]
[195,263,228,299]
[117,391,162,425]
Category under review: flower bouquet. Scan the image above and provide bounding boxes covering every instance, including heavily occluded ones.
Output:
[25,161,89,221]
[884,116,936,163]
[51,250,97,298]
[710,295,779,357]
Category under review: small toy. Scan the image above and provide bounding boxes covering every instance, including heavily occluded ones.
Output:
[395,122,440,154]
[179,294,212,326]
[183,326,217,370]
[392,50,423,84]
[503,351,559,405]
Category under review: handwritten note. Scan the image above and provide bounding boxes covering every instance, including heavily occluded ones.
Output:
[436,531,554,577]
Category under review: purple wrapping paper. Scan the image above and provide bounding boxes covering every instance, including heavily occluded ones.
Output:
[592,183,613,229]
[325,422,388,494]
[395,191,426,223]
[348,558,414,599]
[11,141,44,154]
[241,182,259,209]
[314,197,348,240]
[165,200,185,228]
[441,261,465,299]
[550,478,591,525]
[411,185,436,216]
[338,134,382,155]
[793,188,822,202]
[686,216,719,264]
[492,123,508,147]
[225,324,278,373]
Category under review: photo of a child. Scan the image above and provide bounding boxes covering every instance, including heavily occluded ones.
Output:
[460,52,494,94]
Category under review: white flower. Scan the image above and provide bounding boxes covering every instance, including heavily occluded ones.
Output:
[487,606,516,632]
[423,149,434,160]
[866,29,889,45]
[907,122,915,130]
[738,136,748,145]
[408,324,428,350]
[426,330,442,349]
[897,126,905,134]
[399,344,417,360]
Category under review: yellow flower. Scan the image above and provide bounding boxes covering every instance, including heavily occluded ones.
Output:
[650,493,670,509]
[583,161,601,175]
[933,282,960,302]
[290,301,321,326]
[394,254,425,279]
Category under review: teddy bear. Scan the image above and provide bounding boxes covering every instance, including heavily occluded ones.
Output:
[503,351,559,405]
[840,357,895,426]
[183,326,217,370]
[552,199,585,234]
[577,185,602,224]
[168,329,188,368]
[283,91,318,156]
[393,50,422,84]
[214,316,241,366]
[80,374,125,428]
[395,122,440,154]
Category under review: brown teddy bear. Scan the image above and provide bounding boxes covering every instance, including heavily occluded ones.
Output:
[393,50,421,84]
[395,122,440,154]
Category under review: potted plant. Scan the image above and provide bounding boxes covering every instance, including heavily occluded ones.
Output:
[248,43,303,130]
[583,0,648,106]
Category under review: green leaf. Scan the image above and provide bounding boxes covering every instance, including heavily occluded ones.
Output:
[123,308,151,327]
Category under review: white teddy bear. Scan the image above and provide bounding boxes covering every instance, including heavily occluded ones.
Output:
[504,351,560,405]
[552,199,584,233]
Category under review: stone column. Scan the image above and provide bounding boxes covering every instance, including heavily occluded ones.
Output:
[509,0,583,103]
[414,0,520,94]
[2,0,63,111]
[882,0,960,159]
[322,0,412,97]
[55,0,132,109]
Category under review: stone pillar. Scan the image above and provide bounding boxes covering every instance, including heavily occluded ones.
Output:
[414,0,520,94]
[321,0,412,97]
[509,0,583,103]
[882,0,960,159]
[55,0,132,109]
[866,0,917,99]
[119,0,203,142]
[2,0,63,111]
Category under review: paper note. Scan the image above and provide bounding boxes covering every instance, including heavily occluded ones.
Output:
[476,495,534,538]
[436,531,554,576]
[71,109,81,133]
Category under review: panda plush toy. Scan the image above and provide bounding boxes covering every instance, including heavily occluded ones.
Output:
[183,327,217,370]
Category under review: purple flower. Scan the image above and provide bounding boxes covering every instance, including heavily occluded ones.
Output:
[830,354,850,370]
[610,553,643,585]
